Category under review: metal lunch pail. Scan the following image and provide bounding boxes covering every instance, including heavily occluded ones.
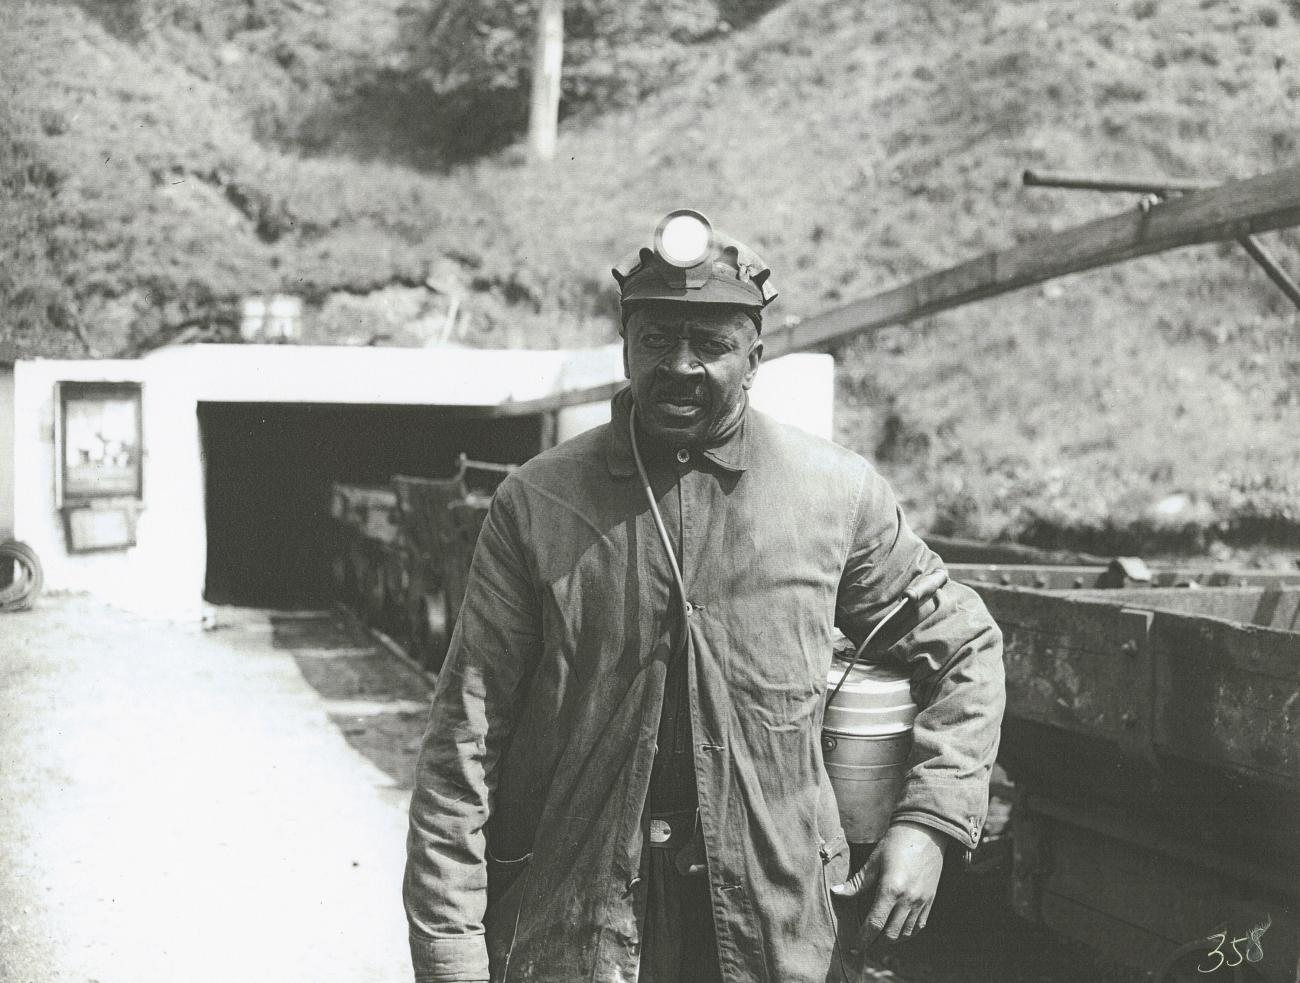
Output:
[821,657,916,845]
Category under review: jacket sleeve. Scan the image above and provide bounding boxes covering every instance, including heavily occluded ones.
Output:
[833,466,1005,851]
[403,485,541,982]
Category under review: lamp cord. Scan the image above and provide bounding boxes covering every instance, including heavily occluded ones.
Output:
[827,569,948,709]
[629,403,933,714]
[825,596,909,710]
[629,406,691,628]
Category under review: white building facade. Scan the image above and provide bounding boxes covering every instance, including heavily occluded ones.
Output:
[0,344,834,618]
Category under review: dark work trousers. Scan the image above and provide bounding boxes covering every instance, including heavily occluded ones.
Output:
[641,845,722,983]
[643,609,722,983]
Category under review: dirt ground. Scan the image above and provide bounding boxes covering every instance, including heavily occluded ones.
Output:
[0,596,424,983]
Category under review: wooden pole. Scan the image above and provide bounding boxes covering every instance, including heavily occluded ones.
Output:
[528,0,563,162]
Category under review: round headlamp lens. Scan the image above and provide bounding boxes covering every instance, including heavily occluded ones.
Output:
[657,211,712,268]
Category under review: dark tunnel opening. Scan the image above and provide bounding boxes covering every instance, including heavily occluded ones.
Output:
[198,402,544,608]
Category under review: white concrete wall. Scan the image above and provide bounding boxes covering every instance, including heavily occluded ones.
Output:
[13,360,154,609]
[556,351,836,443]
[141,344,572,406]
[555,344,623,443]
[0,364,14,541]
[750,353,836,439]
[10,346,582,618]
[10,344,835,618]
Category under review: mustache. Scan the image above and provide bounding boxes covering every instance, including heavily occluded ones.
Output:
[652,385,708,404]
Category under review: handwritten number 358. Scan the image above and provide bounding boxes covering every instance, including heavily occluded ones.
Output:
[1198,928,1266,973]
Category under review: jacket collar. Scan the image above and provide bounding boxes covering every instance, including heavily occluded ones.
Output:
[605,387,753,478]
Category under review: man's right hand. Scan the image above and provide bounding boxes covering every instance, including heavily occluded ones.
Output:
[830,821,946,947]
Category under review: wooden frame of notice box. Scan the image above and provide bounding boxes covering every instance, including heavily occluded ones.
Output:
[54,381,144,553]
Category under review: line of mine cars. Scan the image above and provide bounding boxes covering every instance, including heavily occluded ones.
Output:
[331,470,1299,982]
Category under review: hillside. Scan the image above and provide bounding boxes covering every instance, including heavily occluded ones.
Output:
[3,0,1300,553]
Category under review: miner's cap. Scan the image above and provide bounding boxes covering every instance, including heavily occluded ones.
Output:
[612,209,778,320]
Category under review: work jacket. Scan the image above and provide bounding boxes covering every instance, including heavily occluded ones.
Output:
[404,389,1005,983]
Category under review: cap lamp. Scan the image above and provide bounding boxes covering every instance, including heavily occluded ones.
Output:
[611,208,778,313]
[655,210,713,269]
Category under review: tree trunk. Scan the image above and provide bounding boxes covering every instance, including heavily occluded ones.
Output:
[528,0,563,161]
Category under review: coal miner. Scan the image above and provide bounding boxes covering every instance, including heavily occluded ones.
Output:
[404,210,1005,983]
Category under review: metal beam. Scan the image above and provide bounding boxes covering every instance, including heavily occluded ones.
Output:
[491,164,1300,414]
[1021,169,1300,312]
[1021,169,1217,195]
[1236,233,1300,309]
[764,163,1300,358]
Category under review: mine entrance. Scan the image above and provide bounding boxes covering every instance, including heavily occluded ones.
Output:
[198,402,544,607]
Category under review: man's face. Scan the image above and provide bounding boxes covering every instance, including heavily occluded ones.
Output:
[622,303,763,447]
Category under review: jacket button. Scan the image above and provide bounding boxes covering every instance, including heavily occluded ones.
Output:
[676,448,690,464]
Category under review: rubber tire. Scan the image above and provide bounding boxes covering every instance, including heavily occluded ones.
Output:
[0,540,44,612]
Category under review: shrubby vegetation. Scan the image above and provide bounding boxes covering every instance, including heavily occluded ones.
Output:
[4,0,1300,553]
[65,0,782,161]
[311,0,781,160]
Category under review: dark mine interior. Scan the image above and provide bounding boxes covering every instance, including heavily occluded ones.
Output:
[199,402,544,607]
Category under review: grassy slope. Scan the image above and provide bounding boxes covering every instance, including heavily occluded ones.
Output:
[0,0,608,356]
[463,0,1300,549]
[3,0,1299,549]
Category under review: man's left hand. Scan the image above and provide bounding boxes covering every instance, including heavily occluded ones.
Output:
[829,821,946,947]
